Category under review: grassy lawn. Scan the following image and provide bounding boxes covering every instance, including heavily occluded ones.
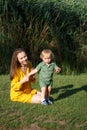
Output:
[0,74,87,130]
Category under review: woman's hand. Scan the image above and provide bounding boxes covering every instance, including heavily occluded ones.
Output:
[20,74,29,85]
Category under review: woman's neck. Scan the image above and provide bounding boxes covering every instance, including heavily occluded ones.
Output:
[21,66,27,73]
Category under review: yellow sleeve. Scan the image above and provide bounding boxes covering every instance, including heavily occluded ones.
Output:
[11,72,22,91]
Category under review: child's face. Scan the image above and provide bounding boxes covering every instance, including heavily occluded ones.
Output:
[42,54,51,64]
[17,51,28,67]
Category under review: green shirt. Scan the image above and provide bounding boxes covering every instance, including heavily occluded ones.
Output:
[36,61,58,87]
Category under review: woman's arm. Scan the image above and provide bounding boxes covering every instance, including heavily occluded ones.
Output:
[11,74,29,91]
[20,74,30,85]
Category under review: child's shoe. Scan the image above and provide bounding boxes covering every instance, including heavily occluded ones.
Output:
[41,99,49,105]
[47,99,53,105]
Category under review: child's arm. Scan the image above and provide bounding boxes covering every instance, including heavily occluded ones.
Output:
[29,68,36,83]
[28,68,38,77]
[54,63,61,73]
[55,67,61,73]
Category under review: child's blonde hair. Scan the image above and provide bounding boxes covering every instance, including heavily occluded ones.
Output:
[40,49,54,60]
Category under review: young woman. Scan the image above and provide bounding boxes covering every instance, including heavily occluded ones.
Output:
[10,48,42,103]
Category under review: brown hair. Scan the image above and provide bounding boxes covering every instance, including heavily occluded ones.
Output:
[10,48,26,80]
[40,49,54,60]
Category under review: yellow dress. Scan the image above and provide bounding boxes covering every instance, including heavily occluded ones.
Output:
[10,62,37,103]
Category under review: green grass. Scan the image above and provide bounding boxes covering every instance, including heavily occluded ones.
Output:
[0,74,87,130]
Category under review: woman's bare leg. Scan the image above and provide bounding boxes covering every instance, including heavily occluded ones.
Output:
[31,93,42,103]
[37,91,42,95]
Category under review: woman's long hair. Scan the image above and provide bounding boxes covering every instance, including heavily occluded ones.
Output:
[10,48,26,80]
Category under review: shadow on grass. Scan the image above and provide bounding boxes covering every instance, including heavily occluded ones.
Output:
[52,85,87,101]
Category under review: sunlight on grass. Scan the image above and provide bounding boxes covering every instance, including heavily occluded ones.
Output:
[0,74,87,130]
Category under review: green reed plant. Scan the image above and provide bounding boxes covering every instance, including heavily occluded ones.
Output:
[0,0,87,74]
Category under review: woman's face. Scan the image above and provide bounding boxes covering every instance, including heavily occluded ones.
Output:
[17,51,28,67]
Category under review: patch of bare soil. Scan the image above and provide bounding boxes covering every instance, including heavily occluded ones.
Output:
[16,124,46,130]
[27,124,46,130]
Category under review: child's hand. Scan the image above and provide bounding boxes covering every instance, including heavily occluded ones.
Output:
[55,67,61,73]
[28,72,36,82]
[29,75,36,82]
[28,73,30,77]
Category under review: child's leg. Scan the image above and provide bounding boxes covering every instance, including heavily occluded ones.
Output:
[48,86,51,97]
[41,86,47,100]
[47,81,53,98]
[41,86,48,105]
[47,86,53,104]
